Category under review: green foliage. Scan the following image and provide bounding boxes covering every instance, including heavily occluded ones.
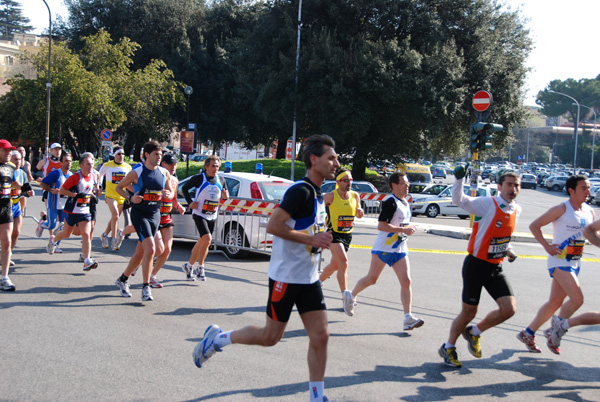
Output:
[0,0,33,39]
[177,158,306,180]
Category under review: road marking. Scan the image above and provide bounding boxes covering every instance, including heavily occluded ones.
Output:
[349,245,600,262]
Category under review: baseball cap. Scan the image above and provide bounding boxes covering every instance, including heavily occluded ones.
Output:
[50,143,62,149]
[0,140,15,150]
[162,153,177,165]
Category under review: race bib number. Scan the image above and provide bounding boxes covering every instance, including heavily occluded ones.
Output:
[566,239,585,261]
[10,188,20,199]
[337,215,354,232]
[112,172,126,184]
[143,190,162,205]
[160,202,173,216]
[1,183,11,196]
[487,236,511,259]
[202,199,219,215]
[76,195,91,207]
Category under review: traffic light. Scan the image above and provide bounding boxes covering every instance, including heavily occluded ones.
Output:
[471,122,503,152]
[469,125,480,152]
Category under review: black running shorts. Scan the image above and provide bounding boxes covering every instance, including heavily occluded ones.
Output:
[0,203,12,224]
[331,231,352,252]
[193,214,216,238]
[266,279,326,322]
[131,208,160,242]
[462,254,513,305]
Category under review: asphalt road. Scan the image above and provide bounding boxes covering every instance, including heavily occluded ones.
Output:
[1,189,600,401]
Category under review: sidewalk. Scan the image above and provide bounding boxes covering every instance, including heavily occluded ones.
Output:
[355,217,547,243]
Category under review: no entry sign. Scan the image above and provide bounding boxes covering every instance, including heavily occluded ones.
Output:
[472,90,492,112]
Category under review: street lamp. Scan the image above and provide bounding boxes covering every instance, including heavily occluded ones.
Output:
[184,86,193,127]
[290,0,303,181]
[549,90,580,174]
[42,0,52,159]
[578,104,597,171]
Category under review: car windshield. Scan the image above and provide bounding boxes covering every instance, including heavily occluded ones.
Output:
[407,172,432,183]
[422,185,447,195]
[353,183,375,193]
[259,181,291,201]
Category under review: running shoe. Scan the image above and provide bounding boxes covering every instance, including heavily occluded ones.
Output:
[193,324,222,368]
[79,253,85,262]
[462,326,482,358]
[113,229,125,250]
[46,235,56,255]
[196,266,206,281]
[142,285,153,301]
[438,344,462,368]
[101,232,109,249]
[83,258,98,271]
[115,278,132,298]
[404,316,424,331]
[54,247,63,254]
[9,260,14,266]
[58,222,64,233]
[181,262,195,281]
[35,220,44,238]
[342,290,355,317]
[551,315,567,348]
[544,328,560,354]
[516,330,542,353]
[0,276,15,291]
[149,276,163,289]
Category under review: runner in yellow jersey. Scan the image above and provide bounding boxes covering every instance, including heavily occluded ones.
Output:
[319,167,363,316]
[98,147,131,250]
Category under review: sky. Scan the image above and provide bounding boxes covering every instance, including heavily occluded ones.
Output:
[20,0,600,107]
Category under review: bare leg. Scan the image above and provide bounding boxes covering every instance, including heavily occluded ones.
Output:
[301,310,329,381]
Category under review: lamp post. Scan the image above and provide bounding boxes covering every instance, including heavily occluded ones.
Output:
[290,0,303,181]
[549,90,580,174]
[578,104,597,171]
[42,0,52,159]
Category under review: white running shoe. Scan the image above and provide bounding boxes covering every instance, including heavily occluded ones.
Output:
[83,258,98,271]
[113,229,124,250]
[54,247,63,254]
[9,260,15,267]
[182,262,196,281]
[149,276,163,289]
[101,233,109,249]
[550,315,567,350]
[0,276,15,291]
[404,315,425,331]
[196,266,206,281]
[342,290,355,316]
[35,220,44,238]
[79,253,85,262]
[142,285,153,301]
[46,235,56,255]
[193,324,222,368]
[115,278,132,297]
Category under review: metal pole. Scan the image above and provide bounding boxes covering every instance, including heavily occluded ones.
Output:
[42,0,52,158]
[290,0,302,181]
[526,129,530,164]
[549,90,579,174]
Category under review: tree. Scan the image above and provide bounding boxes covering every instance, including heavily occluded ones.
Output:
[0,0,33,40]
[0,30,182,156]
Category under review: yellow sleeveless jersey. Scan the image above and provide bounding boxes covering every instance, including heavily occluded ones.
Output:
[326,189,357,233]
[99,161,132,201]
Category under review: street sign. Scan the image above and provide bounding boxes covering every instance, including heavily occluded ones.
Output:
[101,140,112,148]
[472,90,492,112]
[101,129,113,141]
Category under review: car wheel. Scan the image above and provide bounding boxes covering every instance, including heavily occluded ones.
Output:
[458,215,469,219]
[425,204,440,218]
[552,184,560,192]
[533,185,536,190]
[222,223,249,259]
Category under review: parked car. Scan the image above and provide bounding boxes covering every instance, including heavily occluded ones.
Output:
[520,173,537,189]
[546,176,568,192]
[411,184,497,218]
[321,180,380,212]
[588,185,600,205]
[431,166,447,179]
[173,172,293,258]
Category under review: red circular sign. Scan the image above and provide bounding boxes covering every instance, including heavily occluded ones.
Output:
[472,90,492,112]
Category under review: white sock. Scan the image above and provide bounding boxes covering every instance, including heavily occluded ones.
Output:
[444,342,455,349]
[309,381,324,402]
[470,325,482,336]
[562,319,571,330]
[405,313,414,319]
[214,331,233,348]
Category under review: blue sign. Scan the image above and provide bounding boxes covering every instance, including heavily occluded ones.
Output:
[101,129,113,141]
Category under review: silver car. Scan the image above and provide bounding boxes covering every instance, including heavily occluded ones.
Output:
[172,172,293,258]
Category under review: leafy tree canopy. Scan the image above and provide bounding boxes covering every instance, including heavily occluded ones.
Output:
[0,0,33,40]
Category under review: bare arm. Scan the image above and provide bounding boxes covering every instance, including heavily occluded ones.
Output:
[583,219,600,248]
[116,170,139,201]
[377,221,416,236]
[354,191,364,219]
[267,207,333,249]
[529,203,566,256]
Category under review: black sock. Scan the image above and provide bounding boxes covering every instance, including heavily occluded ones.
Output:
[119,274,128,282]
[143,283,149,288]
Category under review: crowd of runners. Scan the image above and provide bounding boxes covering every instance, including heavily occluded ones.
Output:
[1,135,600,401]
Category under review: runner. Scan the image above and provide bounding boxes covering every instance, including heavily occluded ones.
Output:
[517,175,593,354]
[193,134,338,402]
[47,152,100,271]
[181,155,228,281]
[348,172,423,330]
[113,141,173,302]
[9,151,33,263]
[16,146,34,214]
[98,147,131,251]
[35,142,62,225]
[148,153,185,288]
[319,167,364,315]
[439,167,521,368]
[36,153,73,249]
[0,140,21,291]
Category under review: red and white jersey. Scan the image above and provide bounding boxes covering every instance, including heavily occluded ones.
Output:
[62,171,97,215]
[42,156,62,178]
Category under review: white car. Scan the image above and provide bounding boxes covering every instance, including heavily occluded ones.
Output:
[520,173,537,189]
[588,184,600,205]
[411,184,498,219]
[173,172,293,258]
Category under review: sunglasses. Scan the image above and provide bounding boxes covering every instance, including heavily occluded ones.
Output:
[340,178,353,183]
